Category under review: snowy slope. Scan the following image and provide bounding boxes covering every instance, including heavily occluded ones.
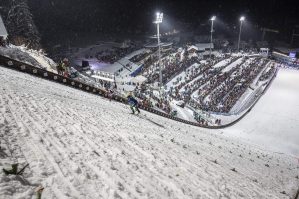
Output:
[0,45,57,73]
[224,68,299,157]
[0,46,42,68]
[0,66,298,199]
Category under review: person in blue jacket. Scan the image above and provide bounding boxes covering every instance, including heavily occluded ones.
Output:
[127,94,140,114]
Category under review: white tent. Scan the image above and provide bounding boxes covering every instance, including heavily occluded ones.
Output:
[0,15,8,39]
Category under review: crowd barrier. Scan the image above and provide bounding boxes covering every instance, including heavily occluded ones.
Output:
[0,54,277,129]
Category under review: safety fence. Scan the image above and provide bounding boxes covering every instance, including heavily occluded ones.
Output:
[0,54,277,129]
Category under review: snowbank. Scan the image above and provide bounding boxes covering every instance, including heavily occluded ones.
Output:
[0,45,57,73]
[0,46,42,68]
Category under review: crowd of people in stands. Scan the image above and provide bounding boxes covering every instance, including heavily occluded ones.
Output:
[135,53,270,118]
[168,56,239,101]
[142,49,201,85]
[133,87,172,114]
[128,51,270,123]
[188,57,269,113]
[259,63,277,82]
[143,50,180,73]
[161,56,200,84]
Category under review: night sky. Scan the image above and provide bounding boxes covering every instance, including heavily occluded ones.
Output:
[27,0,299,46]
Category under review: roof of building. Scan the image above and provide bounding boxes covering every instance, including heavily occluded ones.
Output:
[195,43,214,51]
[274,47,299,54]
[144,42,173,48]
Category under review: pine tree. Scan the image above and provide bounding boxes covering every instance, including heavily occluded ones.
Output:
[0,0,10,21]
[6,0,41,49]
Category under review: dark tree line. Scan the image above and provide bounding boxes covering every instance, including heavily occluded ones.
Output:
[1,0,41,49]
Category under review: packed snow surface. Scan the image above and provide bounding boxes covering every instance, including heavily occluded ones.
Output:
[224,68,299,157]
[0,66,298,199]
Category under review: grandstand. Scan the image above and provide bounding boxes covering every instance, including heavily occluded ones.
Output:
[125,44,276,126]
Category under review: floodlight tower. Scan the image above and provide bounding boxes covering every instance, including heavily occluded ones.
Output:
[209,16,216,59]
[154,12,163,88]
[237,16,245,52]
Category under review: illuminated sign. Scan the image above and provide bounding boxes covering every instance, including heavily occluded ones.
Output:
[289,52,296,58]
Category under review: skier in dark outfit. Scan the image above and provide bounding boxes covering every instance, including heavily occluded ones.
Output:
[127,95,140,114]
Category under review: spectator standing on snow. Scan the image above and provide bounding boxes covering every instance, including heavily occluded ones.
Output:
[57,61,64,75]
[62,58,70,77]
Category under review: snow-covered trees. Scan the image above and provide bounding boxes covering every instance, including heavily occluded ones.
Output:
[6,0,41,49]
[0,0,10,20]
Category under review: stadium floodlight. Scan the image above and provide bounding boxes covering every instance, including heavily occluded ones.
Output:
[154,12,163,24]
[237,16,245,52]
[153,12,163,89]
[210,16,216,59]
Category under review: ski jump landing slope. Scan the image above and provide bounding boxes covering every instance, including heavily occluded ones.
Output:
[224,68,299,157]
[0,66,298,199]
